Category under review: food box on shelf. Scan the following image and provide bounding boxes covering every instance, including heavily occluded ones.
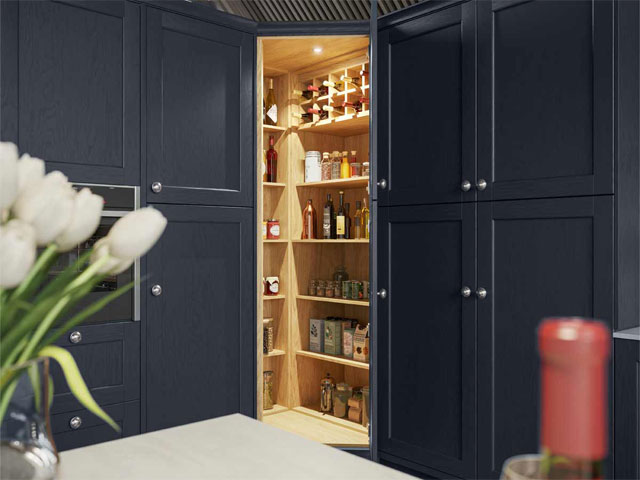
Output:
[309,318,324,353]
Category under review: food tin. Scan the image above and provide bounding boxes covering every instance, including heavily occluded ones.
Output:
[267,219,280,239]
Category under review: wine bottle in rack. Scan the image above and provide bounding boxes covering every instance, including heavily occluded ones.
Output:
[305,108,328,120]
[340,75,362,87]
[359,97,370,105]
[342,101,363,113]
[322,105,345,115]
[359,69,369,77]
[292,112,314,123]
[322,80,345,90]
[292,89,315,100]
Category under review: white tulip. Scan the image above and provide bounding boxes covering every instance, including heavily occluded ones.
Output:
[55,188,104,251]
[90,238,133,275]
[107,208,167,260]
[0,142,19,210]
[12,171,75,246]
[0,219,36,288]
[17,153,45,193]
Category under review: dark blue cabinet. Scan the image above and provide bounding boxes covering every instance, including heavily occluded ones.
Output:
[377,2,475,207]
[477,0,614,201]
[145,204,254,432]
[477,196,614,478]
[0,0,141,185]
[614,339,640,480]
[145,8,255,207]
[377,203,477,478]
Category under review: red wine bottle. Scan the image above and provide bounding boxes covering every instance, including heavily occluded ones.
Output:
[538,318,610,480]
[266,136,278,183]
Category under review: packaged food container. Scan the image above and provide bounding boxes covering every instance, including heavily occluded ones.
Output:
[310,318,324,353]
[342,280,352,299]
[362,162,370,177]
[308,279,318,296]
[316,280,326,297]
[362,386,370,428]
[333,383,352,418]
[321,152,331,181]
[350,162,362,177]
[325,280,335,298]
[263,371,274,410]
[267,219,280,239]
[263,318,274,353]
[262,221,267,240]
[304,151,322,183]
[265,276,279,295]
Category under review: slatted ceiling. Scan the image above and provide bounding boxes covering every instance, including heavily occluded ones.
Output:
[202,0,424,21]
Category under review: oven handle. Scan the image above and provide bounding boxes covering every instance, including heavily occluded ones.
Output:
[101,210,131,218]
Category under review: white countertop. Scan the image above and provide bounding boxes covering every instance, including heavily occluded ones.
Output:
[613,326,640,342]
[58,414,414,479]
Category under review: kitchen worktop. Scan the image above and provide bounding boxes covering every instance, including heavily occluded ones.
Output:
[613,327,640,341]
[58,414,414,479]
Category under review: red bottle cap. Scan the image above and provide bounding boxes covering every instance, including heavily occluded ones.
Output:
[538,317,611,460]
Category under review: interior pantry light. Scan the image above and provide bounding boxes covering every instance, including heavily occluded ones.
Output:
[313,47,323,54]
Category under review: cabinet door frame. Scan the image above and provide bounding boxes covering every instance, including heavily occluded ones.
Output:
[477,0,614,201]
[145,8,255,207]
[377,0,476,207]
[477,196,614,479]
[377,202,477,478]
[0,0,141,185]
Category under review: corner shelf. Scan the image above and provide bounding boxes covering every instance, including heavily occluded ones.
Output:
[296,350,370,370]
[296,295,369,307]
[296,111,369,136]
[263,404,288,417]
[263,125,287,133]
[296,177,369,189]
[292,239,369,244]
[264,348,286,358]
[263,182,286,188]
[263,295,286,301]
[264,239,288,243]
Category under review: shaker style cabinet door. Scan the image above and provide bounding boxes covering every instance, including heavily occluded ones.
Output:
[477,0,614,201]
[146,9,254,207]
[614,339,640,480]
[0,0,140,185]
[377,203,476,478]
[377,2,476,207]
[476,196,614,479]
[145,205,254,432]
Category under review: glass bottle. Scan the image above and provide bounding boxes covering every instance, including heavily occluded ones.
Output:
[266,136,277,183]
[262,150,268,183]
[265,78,277,126]
[301,199,317,239]
[537,318,610,480]
[354,200,362,239]
[344,203,351,239]
[323,194,335,239]
[321,152,331,181]
[336,191,346,239]
[340,151,350,179]
[331,151,341,180]
[362,197,370,240]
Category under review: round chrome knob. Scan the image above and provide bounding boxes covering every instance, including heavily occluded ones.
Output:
[69,331,82,344]
[476,179,487,191]
[377,179,388,190]
[461,180,471,192]
[377,288,387,299]
[151,182,162,193]
[476,287,487,300]
[151,284,162,296]
[69,416,82,430]
[461,286,471,298]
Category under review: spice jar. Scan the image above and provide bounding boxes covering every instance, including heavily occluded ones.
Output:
[331,151,341,180]
[265,276,279,295]
[304,151,322,183]
[263,371,274,410]
[267,219,280,239]
[362,162,370,177]
[316,280,326,297]
[308,279,318,296]
[333,383,352,418]
[263,318,274,354]
[350,162,362,177]
[325,281,335,298]
[321,152,331,181]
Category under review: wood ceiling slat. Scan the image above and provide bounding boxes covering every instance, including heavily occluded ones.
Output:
[242,0,266,21]
[354,0,369,19]
[329,0,350,20]
[265,0,287,20]
[316,0,336,20]
[288,0,311,20]
[280,0,303,21]
[303,0,326,20]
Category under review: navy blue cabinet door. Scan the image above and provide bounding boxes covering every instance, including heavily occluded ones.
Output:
[146,9,254,207]
[614,339,640,480]
[477,0,614,201]
[377,2,476,207]
[377,203,476,478]
[0,1,140,185]
[477,196,614,479]
[145,205,254,431]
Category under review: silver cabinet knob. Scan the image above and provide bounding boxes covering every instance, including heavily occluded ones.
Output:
[69,416,82,430]
[69,331,82,344]
[461,180,471,192]
[461,286,471,298]
[377,179,387,190]
[151,182,162,193]
[377,288,387,299]
[151,284,162,296]
[476,179,487,191]
[476,287,487,300]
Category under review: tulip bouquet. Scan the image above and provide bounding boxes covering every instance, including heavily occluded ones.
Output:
[0,141,167,430]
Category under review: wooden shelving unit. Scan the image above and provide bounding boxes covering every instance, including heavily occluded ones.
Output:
[257,36,371,449]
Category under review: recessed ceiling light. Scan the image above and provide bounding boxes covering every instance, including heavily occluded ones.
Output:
[313,47,323,54]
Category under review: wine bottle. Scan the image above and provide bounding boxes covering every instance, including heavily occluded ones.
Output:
[336,191,346,239]
[323,194,335,239]
[305,108,328,120]
[292,88,315,100]
[340,75,361,87]
[265,78,278,126]
[342,101,363,113]
[322,80,345,90]
[359,69,369,77]
[362,197,370,240]
[354,201,362,239]
[292,112,314,123]
[344,203,351,239]
[266,136,277,183]
[538,318,610,480]
[359,97,370,104]
[301,199,317,239]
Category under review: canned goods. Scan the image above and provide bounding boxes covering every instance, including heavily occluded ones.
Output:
[267,219,280,239]
[362,281,370,299]
[342,280,352,299]
[262,221,267,240]
[351,280,363,300]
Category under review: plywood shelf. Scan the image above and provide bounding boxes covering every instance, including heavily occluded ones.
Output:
[263,125,287,132]
[264,348,286,358]
[296,350,370,370]
[296,177,368,189]
[292,239,369,244]
[263,404,288,417]
[296,111,369,136]
[296,295,369,307]
[263,182,286,188]
[263,295,286,301]
[293,406,368,435]
[263,239,288,243]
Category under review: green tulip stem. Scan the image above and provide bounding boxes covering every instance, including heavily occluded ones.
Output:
[9,244,58,301]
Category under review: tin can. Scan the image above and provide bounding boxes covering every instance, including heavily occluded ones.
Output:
[351,280,362,300]
[362,280,370,299]
[342,280,352,299]
[262,221,267,240]
[267,219,280,239]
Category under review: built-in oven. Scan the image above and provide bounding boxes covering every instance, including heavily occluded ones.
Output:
[48,184,140,324]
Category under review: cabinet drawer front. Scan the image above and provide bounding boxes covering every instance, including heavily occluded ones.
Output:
[51,322,140,414]
[0,0,140,185]
[614,339,640,480]
[146,9,254,207]
[377,2,476,207]
[52,401,140,452]
[377,203,476,478]
[478,0,614,200]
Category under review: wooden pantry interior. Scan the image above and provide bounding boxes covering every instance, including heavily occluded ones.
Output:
[256,35,372,448]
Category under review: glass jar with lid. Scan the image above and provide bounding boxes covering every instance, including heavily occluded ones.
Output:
[331,151,341,180]
[321,152,331,181]
[333,382,352,418]
[263,371,275,410]
[316,280,326,297]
